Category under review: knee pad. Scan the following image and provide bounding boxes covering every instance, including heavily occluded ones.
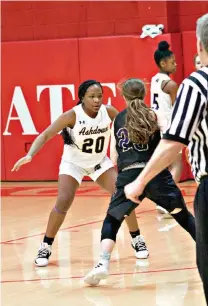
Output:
[101,214,122,242]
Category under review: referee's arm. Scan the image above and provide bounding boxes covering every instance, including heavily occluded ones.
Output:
[131,79,205,186]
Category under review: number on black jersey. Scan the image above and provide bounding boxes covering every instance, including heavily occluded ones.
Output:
[117,128,148,152]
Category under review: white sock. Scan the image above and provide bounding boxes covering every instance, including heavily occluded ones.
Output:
[100,252,110,268]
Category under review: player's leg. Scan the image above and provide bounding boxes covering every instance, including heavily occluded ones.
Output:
[84,169,149,286]
[93,158,148,259]
[156,153,182,216]
[44,175,79,237]
[84,213,123,285]
[146,169,196,240]
[35,162,82,267]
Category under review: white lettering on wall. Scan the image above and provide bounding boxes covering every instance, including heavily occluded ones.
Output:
[3,86,38,135]
[3,83,117,136]
[37,85,75,123]
[101,83,116,105]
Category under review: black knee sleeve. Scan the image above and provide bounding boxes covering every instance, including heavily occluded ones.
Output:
[172,208,196,241]
[101,214,123,242]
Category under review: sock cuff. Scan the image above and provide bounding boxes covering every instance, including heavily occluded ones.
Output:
[100,252,111,261]
[130,229,140,238]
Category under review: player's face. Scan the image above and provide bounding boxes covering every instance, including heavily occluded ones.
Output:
[160,54,177,74]
[83,85,103,113]
[195,55,203,71]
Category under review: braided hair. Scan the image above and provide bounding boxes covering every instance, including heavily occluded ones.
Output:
[61,80,102,145]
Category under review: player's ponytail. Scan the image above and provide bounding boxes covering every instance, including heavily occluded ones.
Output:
[121,78,158,144]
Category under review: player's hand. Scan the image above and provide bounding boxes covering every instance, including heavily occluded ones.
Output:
[11,155,32,172]
[124,179,145,204]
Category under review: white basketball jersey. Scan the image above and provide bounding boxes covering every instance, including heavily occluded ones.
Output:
[150,73,173,125]
[61,104,112,168]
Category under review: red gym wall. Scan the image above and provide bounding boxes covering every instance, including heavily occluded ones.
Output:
[2,1,208,181]
[2,1,208,41]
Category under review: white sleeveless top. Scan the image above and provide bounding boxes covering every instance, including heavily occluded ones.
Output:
[61,104,112,168]
[150,72,173,126]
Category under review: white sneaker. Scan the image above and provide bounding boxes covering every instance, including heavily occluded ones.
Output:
[84,262,109,286]
[131,235,149,259]
[34,242,52,267]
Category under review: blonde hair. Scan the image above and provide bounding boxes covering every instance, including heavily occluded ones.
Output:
[120,78,158,144]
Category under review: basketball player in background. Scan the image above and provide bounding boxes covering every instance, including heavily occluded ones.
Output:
[185,54,203,163]
[194,53,203,71]
[84,78,195,286]
[151,41,182,216]
[11,80,148,267]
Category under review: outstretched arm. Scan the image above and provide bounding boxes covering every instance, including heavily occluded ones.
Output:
[12,110,75,171]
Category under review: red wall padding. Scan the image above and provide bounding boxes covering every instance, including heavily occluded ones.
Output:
[180,31,198,180]
[79,33,183,109]
[2,33,193,181]
[2,1,208,42]
[2,39,80,180]
[182,31,198,77]
[1,103,6,180]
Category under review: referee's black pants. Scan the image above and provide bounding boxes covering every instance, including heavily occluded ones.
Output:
[194,176,208,305]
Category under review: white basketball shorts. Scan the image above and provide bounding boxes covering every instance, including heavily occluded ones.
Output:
[59,156,114,185]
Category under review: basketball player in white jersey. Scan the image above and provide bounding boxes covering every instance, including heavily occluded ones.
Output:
[151,41,182,216]
[12,80,148,267]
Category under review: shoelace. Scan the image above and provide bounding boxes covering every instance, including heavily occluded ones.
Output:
[37,247,50,258]
[134,239,147,252]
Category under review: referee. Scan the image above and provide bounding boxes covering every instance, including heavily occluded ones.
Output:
[124,13,208,304]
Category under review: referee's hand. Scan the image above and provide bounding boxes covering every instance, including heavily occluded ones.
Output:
[11,155,32,172]
[124,179,145,204]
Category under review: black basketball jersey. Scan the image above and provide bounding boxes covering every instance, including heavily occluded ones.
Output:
[114,109,161,172]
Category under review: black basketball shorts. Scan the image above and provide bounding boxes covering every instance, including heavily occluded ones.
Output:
[107,168,186,221]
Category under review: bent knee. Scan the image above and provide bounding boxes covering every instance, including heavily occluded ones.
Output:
[56,192,75,212]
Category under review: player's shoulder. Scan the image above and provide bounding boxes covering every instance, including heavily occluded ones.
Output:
[114,109,127,123]
[105,105,119,121]
[151,73,159,82]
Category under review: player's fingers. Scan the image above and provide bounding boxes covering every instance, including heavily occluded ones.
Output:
[126,193,140,204]
[11,163,18,172]
[15,165,21,171]
[11,161,23,172]
[132,197,141,204]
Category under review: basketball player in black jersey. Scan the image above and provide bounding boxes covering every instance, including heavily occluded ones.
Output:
[84,78,196,286]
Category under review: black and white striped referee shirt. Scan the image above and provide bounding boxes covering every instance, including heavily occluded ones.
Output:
[163,66,208,183]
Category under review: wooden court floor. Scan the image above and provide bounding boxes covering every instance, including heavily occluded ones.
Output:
[1,180,206,306]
